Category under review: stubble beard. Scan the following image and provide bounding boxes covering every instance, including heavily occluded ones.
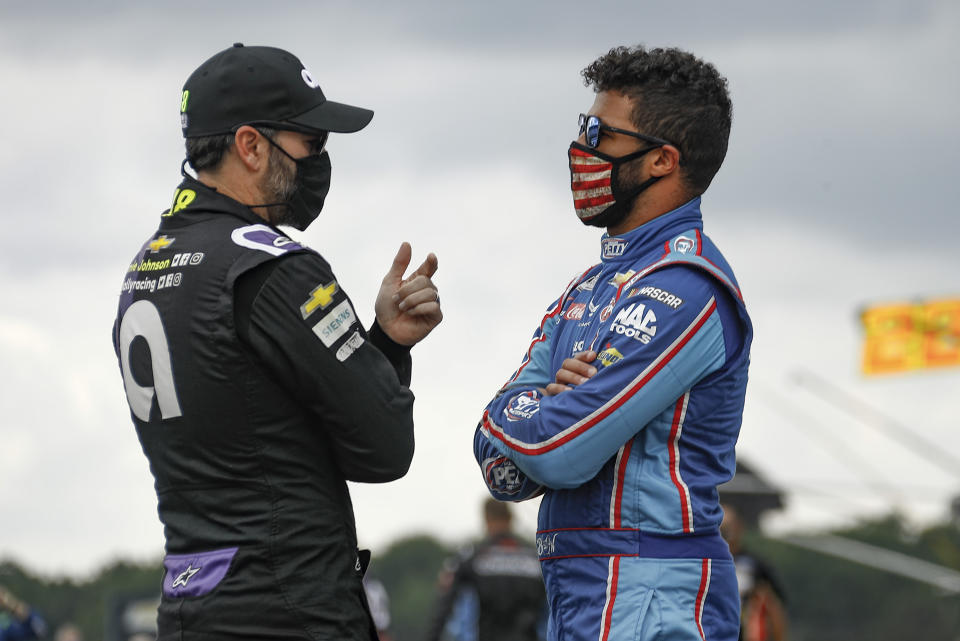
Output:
[260,147,299,227]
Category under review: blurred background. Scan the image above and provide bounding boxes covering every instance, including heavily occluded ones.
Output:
[0,0,958,639]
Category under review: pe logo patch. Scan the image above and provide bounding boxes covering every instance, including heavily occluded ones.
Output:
[483,456,523,495]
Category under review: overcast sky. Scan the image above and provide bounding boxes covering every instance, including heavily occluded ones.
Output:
[1,1,958,577]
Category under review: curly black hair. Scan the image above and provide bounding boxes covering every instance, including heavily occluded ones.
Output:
[582,46,732,197]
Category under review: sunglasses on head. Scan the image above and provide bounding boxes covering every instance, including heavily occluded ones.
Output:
[578,113,671,149]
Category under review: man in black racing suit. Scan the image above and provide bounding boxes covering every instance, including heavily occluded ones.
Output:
[112,43,442,640]
[427,499,546,641]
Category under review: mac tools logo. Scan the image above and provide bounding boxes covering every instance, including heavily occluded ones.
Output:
[609,303,657,344]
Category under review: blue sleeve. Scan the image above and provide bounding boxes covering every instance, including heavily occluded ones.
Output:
[472,268,597,500]
[480,266,738,489]
[474,423,545,501]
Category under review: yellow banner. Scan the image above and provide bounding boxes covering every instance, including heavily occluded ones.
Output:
[861,299,960,375]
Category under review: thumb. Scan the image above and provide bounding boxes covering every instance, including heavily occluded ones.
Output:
[386,242,412,282]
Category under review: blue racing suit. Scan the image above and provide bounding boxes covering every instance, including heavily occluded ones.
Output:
[474,198,752,641]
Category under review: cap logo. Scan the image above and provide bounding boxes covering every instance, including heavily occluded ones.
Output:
[301,68,320,89]
[180,90,189,113]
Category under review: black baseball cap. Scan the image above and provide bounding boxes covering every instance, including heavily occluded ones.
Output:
[180,43,373,138]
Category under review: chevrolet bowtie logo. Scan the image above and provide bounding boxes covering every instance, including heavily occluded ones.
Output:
[608,270,636,286]
[301,281,338,319]
[148,235,175,253]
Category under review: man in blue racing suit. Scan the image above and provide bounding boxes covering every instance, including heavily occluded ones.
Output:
[474,46,752,641]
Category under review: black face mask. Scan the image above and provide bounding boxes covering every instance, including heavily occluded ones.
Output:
[277,150,332,231]
[569,141,661,229]
[255,133,332,231]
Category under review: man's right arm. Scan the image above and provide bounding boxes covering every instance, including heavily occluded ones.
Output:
[472,267,597,501]
[235,253,415,483]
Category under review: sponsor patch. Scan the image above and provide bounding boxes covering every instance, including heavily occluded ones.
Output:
[564,303,586,321]
[598,345,624,367]
[504,391,541,422]
[301,281,339,319]
[608,270,636,287]
[148,235,175,253]
[599,297,615,323]
[335,331,365,362]
[536,532,559,557]
[610,302,657,344]
[163,547,237,599]
[577,275,600,292]
[626,285,684,309]
[172,564,200,588]
[674,236,695,254]
[313,300,356,347]
[483,456,524,495]
[602,237,628,259]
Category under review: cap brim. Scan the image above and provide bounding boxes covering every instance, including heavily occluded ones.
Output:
[287,99,374,134]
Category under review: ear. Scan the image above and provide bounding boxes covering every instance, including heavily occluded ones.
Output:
[232,125,268,173]
[647,144,681,178]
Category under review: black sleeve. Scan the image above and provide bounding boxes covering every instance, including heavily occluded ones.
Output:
[425,551,475,641]
[234,253,415,483]
[368,320,413,386]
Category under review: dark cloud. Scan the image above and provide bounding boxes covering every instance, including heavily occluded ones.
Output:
[1,0,957,268]
[2,0,948,51]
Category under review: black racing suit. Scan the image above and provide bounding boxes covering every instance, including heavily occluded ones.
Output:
[113,176,415,640]
[426,532,547,641]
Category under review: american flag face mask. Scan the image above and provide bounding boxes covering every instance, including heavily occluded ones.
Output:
[568,141,662,228]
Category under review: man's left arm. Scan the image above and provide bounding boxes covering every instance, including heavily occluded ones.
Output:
[479,266,743,489]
